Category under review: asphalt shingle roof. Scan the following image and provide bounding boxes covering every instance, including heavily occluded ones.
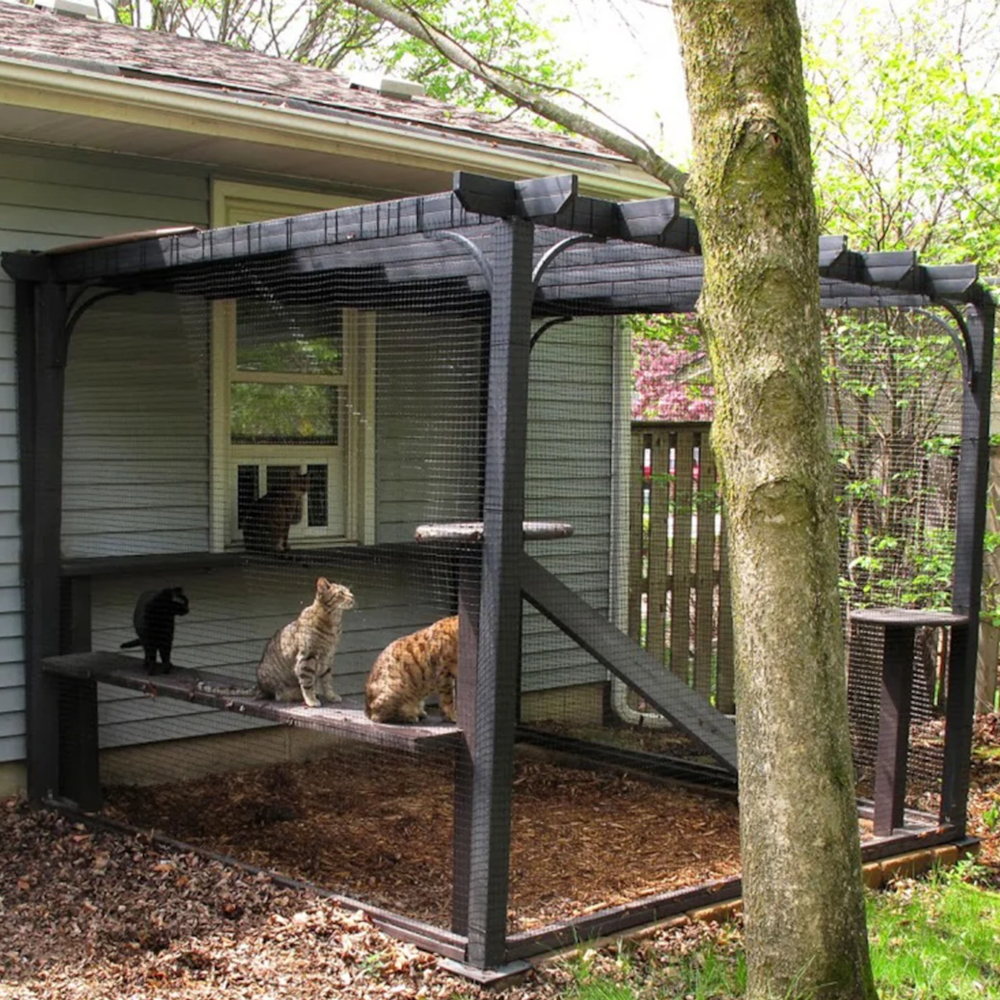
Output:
[0,2,617,161]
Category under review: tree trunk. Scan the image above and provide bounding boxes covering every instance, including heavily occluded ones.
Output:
[671,4,878,999]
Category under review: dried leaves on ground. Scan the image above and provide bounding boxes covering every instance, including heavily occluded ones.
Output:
[1,715,997,999]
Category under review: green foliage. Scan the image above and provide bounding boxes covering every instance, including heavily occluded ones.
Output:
[553,875,1000,1000]
[371,0,582,118]
[826,309,963,611]
[805,0,1000,273]
[562,939,747,1000]
[867,876,1000,999]
[982,798,1000,832]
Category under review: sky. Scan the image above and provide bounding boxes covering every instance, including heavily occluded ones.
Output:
[539,0,692,164]
[536,0,983,168]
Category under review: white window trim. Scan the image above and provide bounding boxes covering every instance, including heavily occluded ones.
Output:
[209,181,376,552]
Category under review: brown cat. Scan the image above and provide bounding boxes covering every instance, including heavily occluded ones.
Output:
[365,616,459,724]
[242,471,309,553]
[198,578,354,707]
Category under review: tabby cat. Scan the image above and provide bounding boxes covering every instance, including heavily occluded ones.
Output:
[242,471,309,553]
[365,615,459,724]
[120,587,190,675]
[198,578,354,706]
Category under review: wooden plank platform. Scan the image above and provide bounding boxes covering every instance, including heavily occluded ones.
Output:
[519,554,739,773]
[41,652,462,753]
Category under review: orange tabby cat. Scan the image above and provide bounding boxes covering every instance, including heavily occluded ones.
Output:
[364,616,458,724]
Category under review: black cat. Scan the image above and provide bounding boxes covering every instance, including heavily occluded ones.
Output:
[120,587,190,675]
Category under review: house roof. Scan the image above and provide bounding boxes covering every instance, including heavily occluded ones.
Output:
[0,2,616,164]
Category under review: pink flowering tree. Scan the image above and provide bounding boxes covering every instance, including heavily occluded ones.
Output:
[630,314,715,421]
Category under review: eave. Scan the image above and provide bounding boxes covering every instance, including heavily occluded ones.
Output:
[0,56,668,202]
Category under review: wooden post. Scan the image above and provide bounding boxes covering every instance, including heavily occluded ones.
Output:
[451,547,479,936]
[462,218,534,971]
[58,575,101,811]
[874,625,915,836]
[942,297,995,833]
[976,444,1000,714]
[16,279,69,804]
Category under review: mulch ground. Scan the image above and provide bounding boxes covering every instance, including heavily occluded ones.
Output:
[101,746,743,932]
[0,715,997,1000]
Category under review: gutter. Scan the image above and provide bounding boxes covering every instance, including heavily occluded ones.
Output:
[0,55,670,202]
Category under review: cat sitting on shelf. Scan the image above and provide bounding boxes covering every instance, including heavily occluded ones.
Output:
[242,471,309,553]
[120,587,190,675]
[365,616,458,724]
[197,578,354,707]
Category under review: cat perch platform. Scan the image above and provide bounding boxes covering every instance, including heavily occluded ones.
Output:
[414,520,575,543]
[41,651,462,809]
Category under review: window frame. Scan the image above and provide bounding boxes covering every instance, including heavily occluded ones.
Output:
[209,181,375,552]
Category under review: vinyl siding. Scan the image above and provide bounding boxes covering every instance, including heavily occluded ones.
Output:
[522,317,615,692]
[62,292,211,558]
[375,311,484,543]
[0,141,210,763]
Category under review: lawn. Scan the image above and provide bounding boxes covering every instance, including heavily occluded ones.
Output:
[562,867,1000,1000]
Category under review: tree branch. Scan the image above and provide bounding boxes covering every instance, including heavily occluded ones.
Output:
[340,0,689,197]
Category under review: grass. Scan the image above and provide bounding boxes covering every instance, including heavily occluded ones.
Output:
[561,864,1000,1000]
[869,865,1000,999]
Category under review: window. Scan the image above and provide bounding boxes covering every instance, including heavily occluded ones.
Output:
[210,182,374,551]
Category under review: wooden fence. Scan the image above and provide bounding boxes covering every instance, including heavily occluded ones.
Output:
[628,421,735,713]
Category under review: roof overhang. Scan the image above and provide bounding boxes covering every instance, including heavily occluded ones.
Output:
[0,55,667,202]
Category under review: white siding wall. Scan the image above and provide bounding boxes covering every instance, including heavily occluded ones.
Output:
[0,141,210,763]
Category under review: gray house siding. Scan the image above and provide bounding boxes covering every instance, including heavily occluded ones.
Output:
[375,312,484,544]
[63,293,211,558]
[523,318,614,692]
[0,141,210,764]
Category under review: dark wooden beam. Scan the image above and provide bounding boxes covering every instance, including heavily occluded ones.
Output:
[461,218,536,971]
[519,553,738,772]
[42,654,462,752]
[515,174,578,220]
[17,279,68,804]
[453,172,518,217]
[942,295,995,832]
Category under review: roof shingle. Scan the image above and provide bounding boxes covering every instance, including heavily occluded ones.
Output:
[0,2,618,161]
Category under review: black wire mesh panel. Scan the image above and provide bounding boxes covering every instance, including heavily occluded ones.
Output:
[528,303,966,827]
[56,238,490,933]
[832,310,963,814]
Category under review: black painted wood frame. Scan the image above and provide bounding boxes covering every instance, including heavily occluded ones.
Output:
[942,295,996,832]
[16,278,70,805]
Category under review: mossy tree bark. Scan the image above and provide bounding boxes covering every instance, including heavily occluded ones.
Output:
[671,3,878,999]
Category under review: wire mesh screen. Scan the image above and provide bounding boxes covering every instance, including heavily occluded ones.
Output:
[57,233,493,932]
[579,307,964,820]
[830,310,964,815]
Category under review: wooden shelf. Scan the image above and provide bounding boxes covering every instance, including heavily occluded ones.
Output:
[59,542,428,579]
[42,652,461,753]
[849,608,969,628]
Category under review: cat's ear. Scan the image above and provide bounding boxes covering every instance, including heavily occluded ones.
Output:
[316,577,330,590]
